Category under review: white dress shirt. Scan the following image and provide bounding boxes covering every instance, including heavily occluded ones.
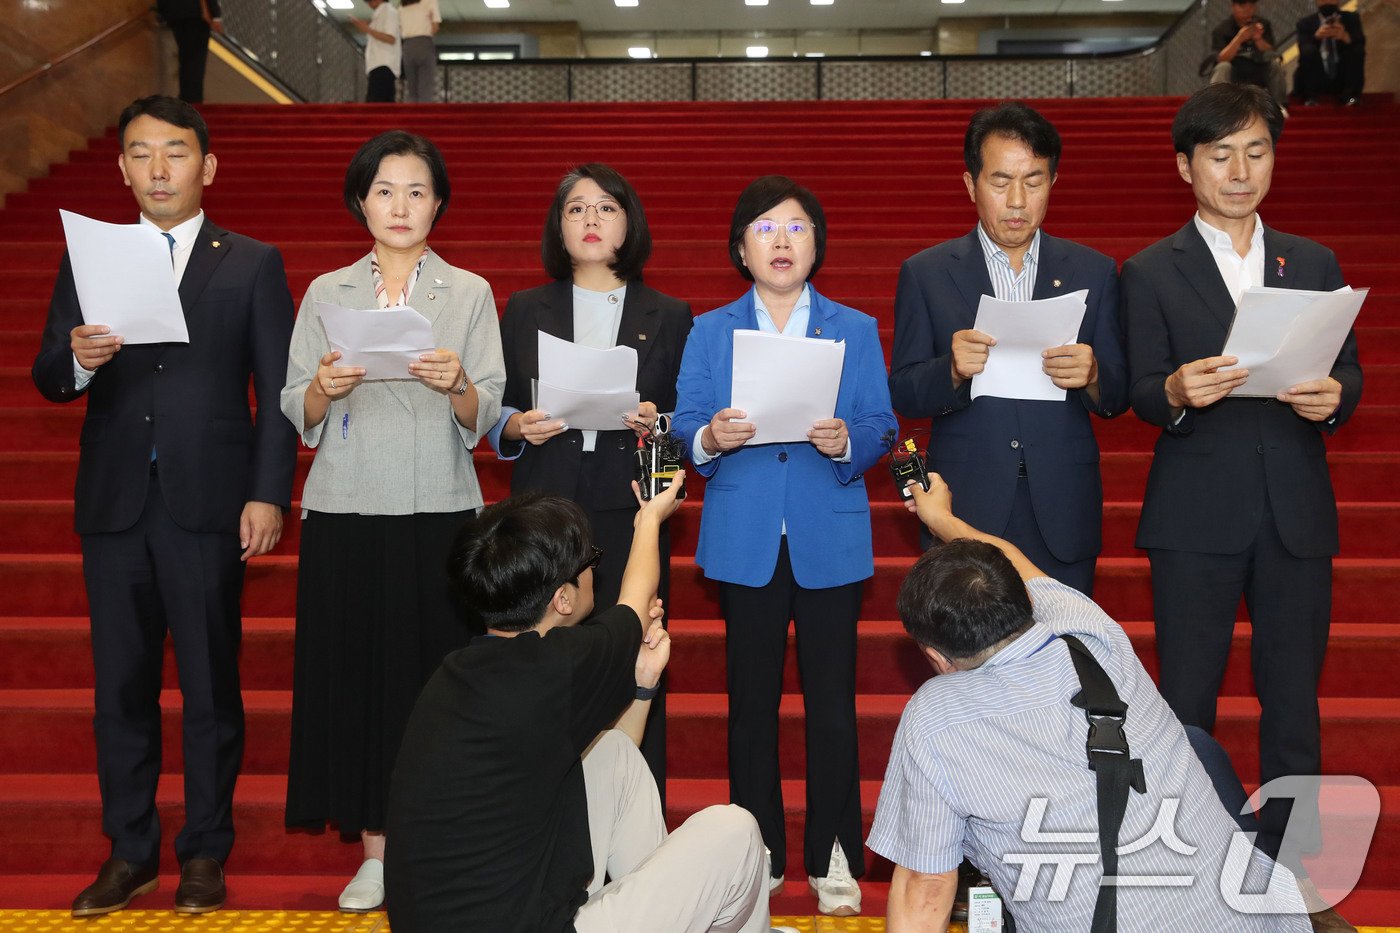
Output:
[73,210,203,389]
[977,224,1041,302]
[364,2,401,76]
[1194,212,1265,306]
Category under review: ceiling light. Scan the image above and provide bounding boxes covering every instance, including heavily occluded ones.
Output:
[483,0,509,7]
[940,0,965,4]
[615,0,639,5]
[746,45,769,56]
[804,51,826,57]
[628,46,653,57]
[921,50,934,55]
[811,0,834,4]
[745,0,769,5]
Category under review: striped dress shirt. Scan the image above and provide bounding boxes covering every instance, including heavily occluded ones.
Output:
[978,224,1040,302]
[868,577,1309,930]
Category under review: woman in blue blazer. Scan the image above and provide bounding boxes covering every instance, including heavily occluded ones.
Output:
[672,176,896,917]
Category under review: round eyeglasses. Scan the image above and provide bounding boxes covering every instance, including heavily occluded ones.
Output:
[749,219,814,243]
[564,202,624,223]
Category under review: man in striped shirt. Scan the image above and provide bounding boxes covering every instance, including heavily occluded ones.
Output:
[869,474,1310,931]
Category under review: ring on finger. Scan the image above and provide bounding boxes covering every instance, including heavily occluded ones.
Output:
[330,378,337,389]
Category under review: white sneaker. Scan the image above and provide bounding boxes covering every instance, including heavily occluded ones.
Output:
[808,840,861,916]
[338,858,385,912]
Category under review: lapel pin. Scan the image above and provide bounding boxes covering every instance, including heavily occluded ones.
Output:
[638,334,647,340]
[427,292,436,300]
[434,278,444,285]
[814,327,822,336]
[211,240,221,249]
[1053,278,1061,288]
[1276,256,1286,278]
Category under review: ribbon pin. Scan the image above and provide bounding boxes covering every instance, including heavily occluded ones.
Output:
[1276,256,1286,278]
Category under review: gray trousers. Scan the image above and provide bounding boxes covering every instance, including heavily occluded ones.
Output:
[402,36,438,102]
[575,730,771,933]
[1210,59,1288,107]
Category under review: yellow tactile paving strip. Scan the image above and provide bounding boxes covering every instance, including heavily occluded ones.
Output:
[0,913,1394,932]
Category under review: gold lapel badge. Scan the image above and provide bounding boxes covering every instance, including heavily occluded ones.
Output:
[1052,278,1061,288]
[211,240,221,249]
[638,334,647,340]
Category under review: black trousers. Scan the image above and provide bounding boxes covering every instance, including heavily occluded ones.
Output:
[578,451,670,805]
[1294,47,1366,101]
[920,473,1096,596]
[1148,497,1330,863]
[719,539,864,879]
[366,66,396,103]
[81,471,246,868]
[168,17,212,103]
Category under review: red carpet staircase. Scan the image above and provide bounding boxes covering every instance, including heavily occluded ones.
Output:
[1,98,1398,922]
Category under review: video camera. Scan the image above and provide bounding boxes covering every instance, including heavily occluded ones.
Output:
[634,413,687,502]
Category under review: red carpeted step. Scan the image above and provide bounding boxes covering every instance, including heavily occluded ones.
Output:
[7,499,1400,560]
[4,555,1400,625]
[5,687,1400,792]
[4,616,1400,699]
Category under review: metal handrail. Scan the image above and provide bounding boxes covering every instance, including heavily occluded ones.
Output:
[0,8,150,99]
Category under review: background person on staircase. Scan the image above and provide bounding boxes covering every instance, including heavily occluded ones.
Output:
[399,0,442,103]
[1294,0,1367,106]
[1209,0,1290,114]
[673,175,898,916]
[488,163,693,804]
[350,0,401,104]
[280,130,505,914]
[872,473,1312,931]
[156,0,223,104]
[32,94,297,918]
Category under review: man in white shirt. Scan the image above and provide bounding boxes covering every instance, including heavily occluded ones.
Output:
[352,0,401,103]
[1120,82,1361,902]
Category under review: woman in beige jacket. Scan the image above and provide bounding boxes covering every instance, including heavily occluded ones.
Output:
[279,130,504,912]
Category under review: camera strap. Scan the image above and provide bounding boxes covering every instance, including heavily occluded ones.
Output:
[1061,634,1147,933]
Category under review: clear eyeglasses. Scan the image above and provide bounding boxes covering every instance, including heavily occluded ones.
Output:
[749,219,814,243]
[564,201,624,223]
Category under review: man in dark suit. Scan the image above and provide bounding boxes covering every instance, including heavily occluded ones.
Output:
[32,95,296,917]
[1294,0,1366,106]
[156,0,223,104]
[1121,83,1362,870]
[889,101,1127,596]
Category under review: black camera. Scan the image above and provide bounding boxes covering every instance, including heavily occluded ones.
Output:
[634,414,688,502]
[888,437,930,501]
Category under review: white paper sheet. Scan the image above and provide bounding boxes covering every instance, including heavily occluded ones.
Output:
[730,330,846,445]
[538,331,638,392]
[59,210,189,345]
[970,290,1089,402]
[315,301,435,380]
[533,381,641,431]
[1221,286,1367,397]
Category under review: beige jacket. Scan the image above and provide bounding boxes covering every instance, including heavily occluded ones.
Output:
[281,251,505,515]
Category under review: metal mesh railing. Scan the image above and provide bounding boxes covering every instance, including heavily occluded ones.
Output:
[218,0,366,102]
[214,0,1326,104]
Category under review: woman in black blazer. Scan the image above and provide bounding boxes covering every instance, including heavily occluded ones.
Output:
[491,163,692,798]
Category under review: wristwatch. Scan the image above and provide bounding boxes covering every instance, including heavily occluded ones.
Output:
[454,373,470,395]
[634,683,659,701]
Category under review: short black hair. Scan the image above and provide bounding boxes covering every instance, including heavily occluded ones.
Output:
[963,101,1062,179]
[727,175,827,282]
[119,95,210,156]
[445,493,593,633]
[541,163,653,282]
[896,539,1034,661]
[343,130,452,229]
[1172,83,1284,157]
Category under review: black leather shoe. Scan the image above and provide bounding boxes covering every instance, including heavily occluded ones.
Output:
[70,857,158,917]
[174,857,226,914]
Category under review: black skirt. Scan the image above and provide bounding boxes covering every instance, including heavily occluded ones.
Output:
[285,509,479,837]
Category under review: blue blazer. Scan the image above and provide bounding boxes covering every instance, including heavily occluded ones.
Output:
[673,286,897,589]
[887,230,1127,564]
